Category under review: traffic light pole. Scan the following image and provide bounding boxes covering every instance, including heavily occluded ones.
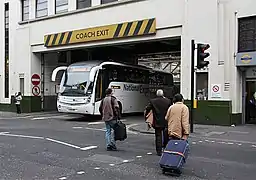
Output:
[190,40,195,133]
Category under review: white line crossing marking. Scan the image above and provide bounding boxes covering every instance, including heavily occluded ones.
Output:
[147,152,152,155]
[0,132,9,134]
[237,143,242,146]
[227,142,234,145]
[77,171,85,175]
[80,145,98,151]
[109,164,115,166]
[0,133,44,139]
[46,138,81,149]
[59,177,67,180]
[72,127,83,129]
[123,160,129,163]
[84,127,105,132]
[198,141,203,143]
[94,167,101,170]
[192,142,196,144]
[88,120,126,125]
[136,156,142,158]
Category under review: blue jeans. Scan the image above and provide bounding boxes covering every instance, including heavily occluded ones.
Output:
[105,120,117,148]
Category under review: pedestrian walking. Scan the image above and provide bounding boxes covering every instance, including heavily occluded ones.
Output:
[14,92,22,114]
[145,89,172,156]
[99,88,121,151]
[165,93,190,140]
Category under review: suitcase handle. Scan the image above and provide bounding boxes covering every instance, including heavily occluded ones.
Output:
[163,150,186,159]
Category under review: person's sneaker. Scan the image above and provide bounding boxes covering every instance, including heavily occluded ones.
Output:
[107,146,113,151]
[110,144,117,151]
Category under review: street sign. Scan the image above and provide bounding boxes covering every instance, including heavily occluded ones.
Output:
[211,84,221,98]
[31,74,40,86]
[32,86,40,96]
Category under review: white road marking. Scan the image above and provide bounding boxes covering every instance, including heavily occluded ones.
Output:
[198,141,203,143]
[147,152,152,155]
[192,142,196,144]
[126,124,139,134]
[88,120,127,125]
[94,167,101,170]
[136,156,142,158]
[80,145,98,151]
[88,121,105,125]
[109,164,115,166]
[77,171,85,175]
[59,177,67,180]
[84,127,105,132]
[211,141,215,143]
[46,138,81,149]
[252,145,256,148]
[205,140,209,142]
[237,143,242,146]
[123,160,129,163]
[227,142,234,145]
[72,127,83,129]
[0,132,9,134]
[0,133,44,139]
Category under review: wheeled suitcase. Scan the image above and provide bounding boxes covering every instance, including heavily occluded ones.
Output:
[159,139,189,176]
[114,120,127,141]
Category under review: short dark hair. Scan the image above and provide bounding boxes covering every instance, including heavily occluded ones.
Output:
[173,93,183,103]
[105,88,112,95]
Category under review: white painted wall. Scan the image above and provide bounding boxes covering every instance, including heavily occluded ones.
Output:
[2,0,256,115]
[181,0,256,114]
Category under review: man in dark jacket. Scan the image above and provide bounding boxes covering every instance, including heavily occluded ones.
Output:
[145,89,172,156]
[99,88,120,151]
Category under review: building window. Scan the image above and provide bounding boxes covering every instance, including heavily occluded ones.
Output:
[55,0,68,14]
[36,0,48,18]
[22,0,29,21]
[101,0,118,4]
[238,16,256,52]
[77,0,91,9]
[4,3,9,98]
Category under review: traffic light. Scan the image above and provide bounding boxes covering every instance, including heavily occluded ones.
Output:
[197,43,210,69]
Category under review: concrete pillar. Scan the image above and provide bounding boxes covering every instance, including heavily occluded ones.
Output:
[68,0,76,11]
[48,0,55,15]
[92,0,101,6]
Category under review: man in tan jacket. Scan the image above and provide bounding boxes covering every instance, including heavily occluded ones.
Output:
[165,93,190,140]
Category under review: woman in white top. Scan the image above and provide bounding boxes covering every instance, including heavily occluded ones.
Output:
[15,92,22,114]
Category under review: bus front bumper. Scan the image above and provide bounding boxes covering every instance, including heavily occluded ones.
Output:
[57,102,94,115]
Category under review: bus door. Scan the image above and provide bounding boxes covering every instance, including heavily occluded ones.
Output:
[94,69,103,115]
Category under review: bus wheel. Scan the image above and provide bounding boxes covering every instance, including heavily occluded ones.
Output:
[118,101,122,116]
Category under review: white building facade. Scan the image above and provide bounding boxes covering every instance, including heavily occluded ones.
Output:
[0,0,255,125]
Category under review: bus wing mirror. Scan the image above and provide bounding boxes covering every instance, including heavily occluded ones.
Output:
[51,66,67,82]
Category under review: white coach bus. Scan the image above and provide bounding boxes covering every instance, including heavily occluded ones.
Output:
[51,61,174,115]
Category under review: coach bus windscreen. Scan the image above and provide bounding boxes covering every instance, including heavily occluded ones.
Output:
[59,66,92,97]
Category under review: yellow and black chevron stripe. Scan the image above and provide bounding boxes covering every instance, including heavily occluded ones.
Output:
[44,18,156,47]
[112,18,156,38]
[44,31,73,47]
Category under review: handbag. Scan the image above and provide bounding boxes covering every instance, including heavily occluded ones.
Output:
[145,110,154,130]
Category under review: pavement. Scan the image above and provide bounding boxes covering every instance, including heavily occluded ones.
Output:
[0,113,256,179]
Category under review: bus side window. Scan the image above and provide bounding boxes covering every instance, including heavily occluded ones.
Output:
[95,70,103,102]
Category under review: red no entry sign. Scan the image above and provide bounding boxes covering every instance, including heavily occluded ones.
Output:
[31,74,40,86]
[212,85,219,92]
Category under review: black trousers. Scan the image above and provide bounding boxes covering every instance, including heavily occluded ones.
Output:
[155,127,168,154]
[16,104,21,114]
